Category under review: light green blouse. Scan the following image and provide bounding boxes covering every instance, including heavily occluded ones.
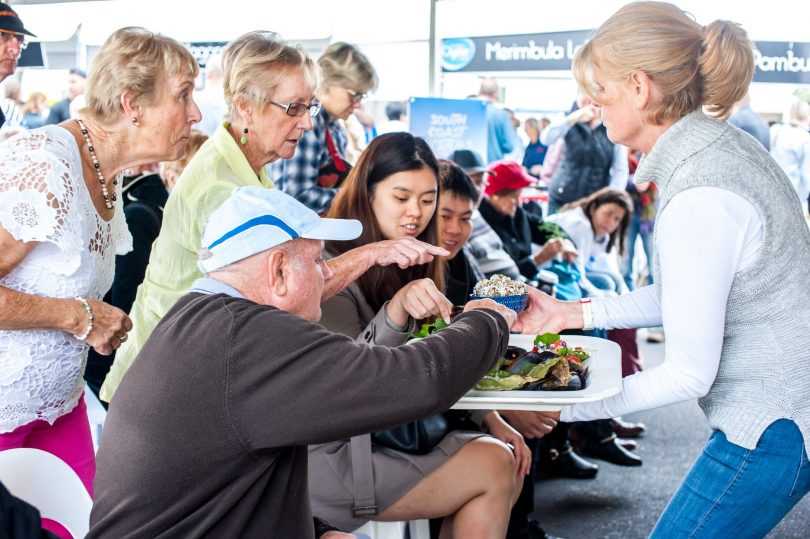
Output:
[100,124,273,402]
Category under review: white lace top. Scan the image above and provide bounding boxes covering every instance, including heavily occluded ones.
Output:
[0,125,132,433]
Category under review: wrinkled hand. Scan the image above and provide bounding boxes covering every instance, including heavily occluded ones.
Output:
[500,410,558,440]
[85,300,132,355]
[388,278,453,327]
[514,286,568,335]
[370,238,449,270]
[464,299,517,330]
[484,412,532,476]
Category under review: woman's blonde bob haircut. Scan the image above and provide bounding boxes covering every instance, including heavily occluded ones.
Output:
[572,1,755,124]
[222,31,318,120]
[318,42,378,93]
[84,27,199,125]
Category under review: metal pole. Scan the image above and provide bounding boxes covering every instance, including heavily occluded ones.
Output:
[428,0,439,97]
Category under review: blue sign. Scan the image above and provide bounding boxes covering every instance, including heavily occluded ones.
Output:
[409,97,488,161]
[442,38,476,72]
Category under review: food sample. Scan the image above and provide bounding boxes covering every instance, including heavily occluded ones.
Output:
[472,274,526,297]
[474,333,590,391]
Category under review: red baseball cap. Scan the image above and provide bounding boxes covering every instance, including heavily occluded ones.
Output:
[484,160,535,197]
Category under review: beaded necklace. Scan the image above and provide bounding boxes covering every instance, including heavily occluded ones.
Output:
[76,118,117,209]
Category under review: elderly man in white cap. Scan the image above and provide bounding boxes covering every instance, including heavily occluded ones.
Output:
[89,187,517,539]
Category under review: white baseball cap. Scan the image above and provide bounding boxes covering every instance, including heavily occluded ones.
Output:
[198,187,362,273]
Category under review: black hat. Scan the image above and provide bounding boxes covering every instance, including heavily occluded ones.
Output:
[0,3,35,38]
[448,149,486,175]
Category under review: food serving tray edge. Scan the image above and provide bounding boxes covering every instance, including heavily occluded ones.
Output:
[451,335,622,411]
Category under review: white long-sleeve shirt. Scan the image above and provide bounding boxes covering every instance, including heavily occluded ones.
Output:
[561,187,763,422]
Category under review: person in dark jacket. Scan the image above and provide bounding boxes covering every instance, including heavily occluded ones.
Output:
[478,160,573,281]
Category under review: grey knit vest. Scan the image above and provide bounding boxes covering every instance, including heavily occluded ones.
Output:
[637,110,810,452]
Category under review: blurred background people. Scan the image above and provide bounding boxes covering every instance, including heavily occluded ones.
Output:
[376,100,408,134]
[45,68,86,125]
[193,53,227,136]
[728,93,770,150]
[523,117,548,179]
[477,78,519,163]
[20,90,48,129]
[770,100,810,213]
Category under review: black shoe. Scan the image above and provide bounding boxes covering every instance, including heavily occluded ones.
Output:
[611,417,647,438]
[507,518,564,539]
[579,434,643,466]
[537,444,599,479]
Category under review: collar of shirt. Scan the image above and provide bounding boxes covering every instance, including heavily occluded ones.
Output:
[190,277,245,299]
[212,123,273,188]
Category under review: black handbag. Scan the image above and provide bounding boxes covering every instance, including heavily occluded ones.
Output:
[371,415,449,455]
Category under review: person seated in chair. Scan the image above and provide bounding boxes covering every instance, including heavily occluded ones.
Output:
[88,187,521,538]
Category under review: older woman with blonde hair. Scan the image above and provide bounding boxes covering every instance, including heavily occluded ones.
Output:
[102,31,442,403]
[0,27,200,517]
[270,41,378,214]
[518,2,810,537]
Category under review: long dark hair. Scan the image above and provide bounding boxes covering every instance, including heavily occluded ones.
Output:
[326,132,445,312]
[565,188,633,255]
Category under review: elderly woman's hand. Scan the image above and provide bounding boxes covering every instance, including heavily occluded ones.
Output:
[387,278,453,328]
[83,300,133,355]
[369,238,449,269]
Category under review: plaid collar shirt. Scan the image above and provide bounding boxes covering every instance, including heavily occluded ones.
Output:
[267,110,348,214]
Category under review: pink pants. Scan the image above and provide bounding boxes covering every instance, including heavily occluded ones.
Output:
[0,393,95,539]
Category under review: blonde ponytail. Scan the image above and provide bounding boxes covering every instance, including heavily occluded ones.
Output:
[699,21,755,119]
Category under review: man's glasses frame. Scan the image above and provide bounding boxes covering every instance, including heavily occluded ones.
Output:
[0,31,27,50]
[268,99,321,118]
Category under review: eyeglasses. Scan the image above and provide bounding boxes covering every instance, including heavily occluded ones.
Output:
[0,31,27,50]
[269,99,322,117]
[345,88,367,104]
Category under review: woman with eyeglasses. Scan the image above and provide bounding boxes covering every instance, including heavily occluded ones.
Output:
[269,41,378,215]
[101,32,443,404]
[0,28,200,537]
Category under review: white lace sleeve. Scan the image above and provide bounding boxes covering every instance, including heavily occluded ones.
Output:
[0,133,85,273]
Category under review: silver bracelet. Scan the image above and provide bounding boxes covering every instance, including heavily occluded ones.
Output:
[74,297,94,341]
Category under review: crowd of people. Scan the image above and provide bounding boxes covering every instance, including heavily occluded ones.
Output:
[1,1,809,538]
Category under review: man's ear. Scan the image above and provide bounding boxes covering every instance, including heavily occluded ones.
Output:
[266,249,288,296]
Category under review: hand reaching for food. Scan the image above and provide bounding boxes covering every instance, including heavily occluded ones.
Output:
[464,299,517,330]
[387,278,453,328]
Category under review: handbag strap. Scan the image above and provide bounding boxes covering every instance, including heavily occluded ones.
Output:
[350,434,378,518]
[324,126,348,172]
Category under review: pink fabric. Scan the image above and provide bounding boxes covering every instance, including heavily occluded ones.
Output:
[0,393,95,539]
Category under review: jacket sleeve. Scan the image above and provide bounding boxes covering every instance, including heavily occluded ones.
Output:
[227,307,509,449]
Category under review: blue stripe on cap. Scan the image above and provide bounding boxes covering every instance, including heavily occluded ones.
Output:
[207,215,299,250]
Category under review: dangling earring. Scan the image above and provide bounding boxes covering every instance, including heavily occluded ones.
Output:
[240,127,248,145]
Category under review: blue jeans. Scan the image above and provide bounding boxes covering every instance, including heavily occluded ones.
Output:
[621,212,654,291]
[651,419,810,538]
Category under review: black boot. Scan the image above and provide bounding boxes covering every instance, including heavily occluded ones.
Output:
[537,440,600,479]
[575,419,642,467]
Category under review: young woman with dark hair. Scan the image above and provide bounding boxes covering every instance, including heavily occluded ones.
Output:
[310,132,531,538]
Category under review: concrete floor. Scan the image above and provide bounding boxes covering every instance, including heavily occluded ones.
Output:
[532,333,810,539]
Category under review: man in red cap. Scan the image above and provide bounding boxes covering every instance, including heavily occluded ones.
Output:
[0,2,35,128]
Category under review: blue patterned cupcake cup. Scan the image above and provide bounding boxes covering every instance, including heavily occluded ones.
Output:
[469,293,529,313]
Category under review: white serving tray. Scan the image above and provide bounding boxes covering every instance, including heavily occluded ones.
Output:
[451,335,622,411]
